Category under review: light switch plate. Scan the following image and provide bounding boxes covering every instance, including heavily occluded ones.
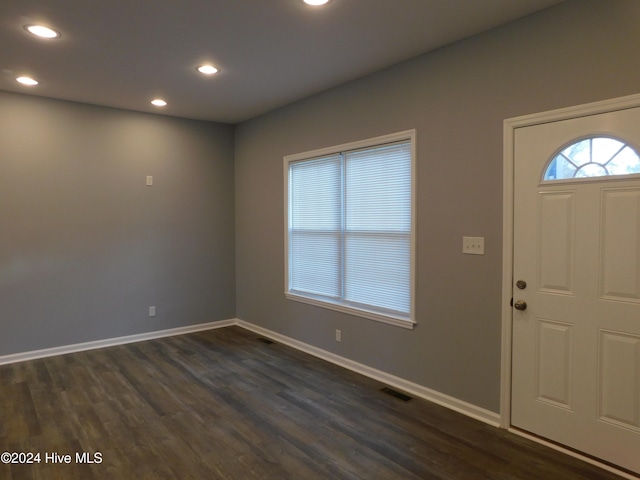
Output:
[463,236,485,255]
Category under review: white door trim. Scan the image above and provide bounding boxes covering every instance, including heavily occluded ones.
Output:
[500,92,640,430]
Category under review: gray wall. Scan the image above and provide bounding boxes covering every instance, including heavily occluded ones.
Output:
[0,92,236,356]
[234,0,640,412]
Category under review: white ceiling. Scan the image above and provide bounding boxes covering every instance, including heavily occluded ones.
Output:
[0,0,565,124]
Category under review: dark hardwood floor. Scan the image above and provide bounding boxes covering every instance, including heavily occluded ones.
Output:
[0,326,625,479]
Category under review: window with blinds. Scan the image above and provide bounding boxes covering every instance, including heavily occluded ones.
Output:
[284,131,415,328]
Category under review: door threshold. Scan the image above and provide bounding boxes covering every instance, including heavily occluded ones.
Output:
[508,427,639,480]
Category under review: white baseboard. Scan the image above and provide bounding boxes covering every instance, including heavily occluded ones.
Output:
[0,318,236,366]
[236,319,501,427]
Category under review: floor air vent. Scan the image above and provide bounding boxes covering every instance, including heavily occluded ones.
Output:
[257,337,274,345]
[380,387,413,402]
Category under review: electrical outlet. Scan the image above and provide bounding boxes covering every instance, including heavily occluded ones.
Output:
[149,306,156,317]
[335,329,342,342]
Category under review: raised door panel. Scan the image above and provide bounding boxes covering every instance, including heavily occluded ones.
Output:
[600,188,640,303]
[537,192,575,295]
[536,319,573,409]
[598,331,640,431]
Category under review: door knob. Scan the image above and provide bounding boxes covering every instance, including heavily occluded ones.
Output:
[514,300,527,311]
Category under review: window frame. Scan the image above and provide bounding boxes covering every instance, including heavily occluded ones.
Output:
[283,130,416,329]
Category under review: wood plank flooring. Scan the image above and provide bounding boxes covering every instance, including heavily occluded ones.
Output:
[0,326,626,479]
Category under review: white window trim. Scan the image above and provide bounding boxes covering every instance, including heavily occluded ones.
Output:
[283,130,417,329]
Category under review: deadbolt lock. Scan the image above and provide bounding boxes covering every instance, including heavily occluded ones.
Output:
[516,280,527,290]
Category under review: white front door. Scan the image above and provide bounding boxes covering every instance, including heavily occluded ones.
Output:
[511,106,640,474]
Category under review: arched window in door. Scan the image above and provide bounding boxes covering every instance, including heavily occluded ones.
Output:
[543,136,640,181]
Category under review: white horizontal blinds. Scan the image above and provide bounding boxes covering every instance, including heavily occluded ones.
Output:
[289,154,342,297]
[287,136,413,322]
[344,141,412,315]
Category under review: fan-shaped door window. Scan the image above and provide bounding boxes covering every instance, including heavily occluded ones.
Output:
[543,136,640,181]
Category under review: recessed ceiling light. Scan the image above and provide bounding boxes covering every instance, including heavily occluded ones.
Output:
[16,76,39,86]
[302,0,331,5]
[151,99,167,107]
[24,24,61,39]
[197,65,219,75]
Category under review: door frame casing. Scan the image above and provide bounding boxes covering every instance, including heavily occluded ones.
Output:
[500,92,640,430]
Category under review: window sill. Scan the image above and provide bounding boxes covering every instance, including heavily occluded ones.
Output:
[285,292,415,330]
